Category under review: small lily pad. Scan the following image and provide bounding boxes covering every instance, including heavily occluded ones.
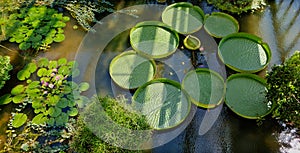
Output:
[225,74,274,119]
[78,82,89,92]
[109,50,156,89]
[32,114,48,125]
[132,78,191,130]
[130,21,179,58]
[11,85,25,95]
[12,113,27,128]
[182,68,225,108]
[162,2,204,34]
[67,107,78,117]
[183,35,201,50]
[48,107,62,117]
[0,94,12,105]
[53,33,65,42]
[38,58,49,67]
[204,12,239,38]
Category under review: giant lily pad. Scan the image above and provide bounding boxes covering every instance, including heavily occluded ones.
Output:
[130,21,179,58]
[161,2,205,34]
[218,33,271,73]
[109,50,156,89]
[132,78,191,130]
[225,73,274,119]
[182,68,225,108]
[204,12,239,38]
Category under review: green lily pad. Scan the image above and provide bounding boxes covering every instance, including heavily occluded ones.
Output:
[37,68,48,77]
[57,98,69,108]
[0,94,12,105]
[109,50,156,89]
[162,2,204,34]
[53,33,65,42]
[78,82,89,92]
[204,12,239,38]
[48,107,62,117]
[55,112,68,126]
[225,73,274,119]
[32,114,48,125]
[182,68,225,108]
[19,42,31,50]
[12,113,27,128]
[218,33,271,73]
[12,94,26,103]
[11,85,25,95]
[130,21,179,58]
[58,58,67,66]
[67,107,78,117]
[38,58,49,67]
[17,70,30,81]
[132,78,191,130]
[183,35,201,50]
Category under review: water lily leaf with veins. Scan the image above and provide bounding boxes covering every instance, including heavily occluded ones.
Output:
[12,113,27,128]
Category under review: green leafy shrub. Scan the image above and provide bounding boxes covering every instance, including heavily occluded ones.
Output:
[1,6,69,51]
[0,55,13,90]
[71,96,151,153]
[2,57,89,127]
[207,0,266,14]
[266,51,300,128]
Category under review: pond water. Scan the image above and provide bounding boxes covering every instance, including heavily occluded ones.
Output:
[0,0,300,152]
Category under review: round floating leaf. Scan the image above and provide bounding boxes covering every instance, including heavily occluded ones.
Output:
[62,16,70,22]
[53,21,66,28]
[225,73,274,119]
[49,61,58,69]
[58,58,67,66]
[67,107,78,117]
[78,82,89,92]
[25,63,37,73]
[47,117,55,126]
[57,98,69,108]
[28,81,40,89]
[183,35,201,50]
[55,112,68,126]
[0,94,12,105]
[130,21,179,58]
[48,107,62,117]
[37,68,48,77]
[32,100,43,109]
[182,68,225,108]
[11,85,25,95]
[132,78,191,130]
[32,114,48,125]
[12,113,27,128]
[12,94,26,103]
[58,65,70,75]
[162,2,204,34]
[218,33,271,73]
[53,33,65,42]
[204,12,239,38]
[17,70,30,81]
[38,58,49,67]
[49,95,60,106]
[19,42,31,50]
[109,51,156,89]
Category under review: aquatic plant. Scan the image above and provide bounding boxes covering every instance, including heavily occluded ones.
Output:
[2,57,89,127]
[1,6,69,51]
[266,51,300,128]
[71,96,150,153]
[53,0,114,31]
[207,0,266,14]
[0,55,13,90]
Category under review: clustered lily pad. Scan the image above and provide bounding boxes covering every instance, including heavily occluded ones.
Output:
[3,6,70,51]
[2,58,89,127]
[0,55,13,90]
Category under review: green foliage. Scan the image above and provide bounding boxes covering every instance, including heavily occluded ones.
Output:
[266,51,300,128]
[54,0,114,31]
[0,55,13,90]
[1,118,76,152]
[1,6,69,51]
[71,96,151,153]
[5,57,89,127]
[207,0,266,14]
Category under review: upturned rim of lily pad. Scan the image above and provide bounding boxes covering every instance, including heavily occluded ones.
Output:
[132,78,191,130]
[130,21,180,59]
[182,68,226,108]
[225,73,275,119]
[183,35,201,50]
[204,12,239,38]
[109,50,156,89]
[218,32,272,73]
[161,2,205,34]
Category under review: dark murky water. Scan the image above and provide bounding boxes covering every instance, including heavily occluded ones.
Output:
[1,0,300,152]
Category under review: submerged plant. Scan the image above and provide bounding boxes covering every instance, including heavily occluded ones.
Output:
[1,6,69,51]
[0,55,13,90]
[2,57,89,127]
[266,51,300,128]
